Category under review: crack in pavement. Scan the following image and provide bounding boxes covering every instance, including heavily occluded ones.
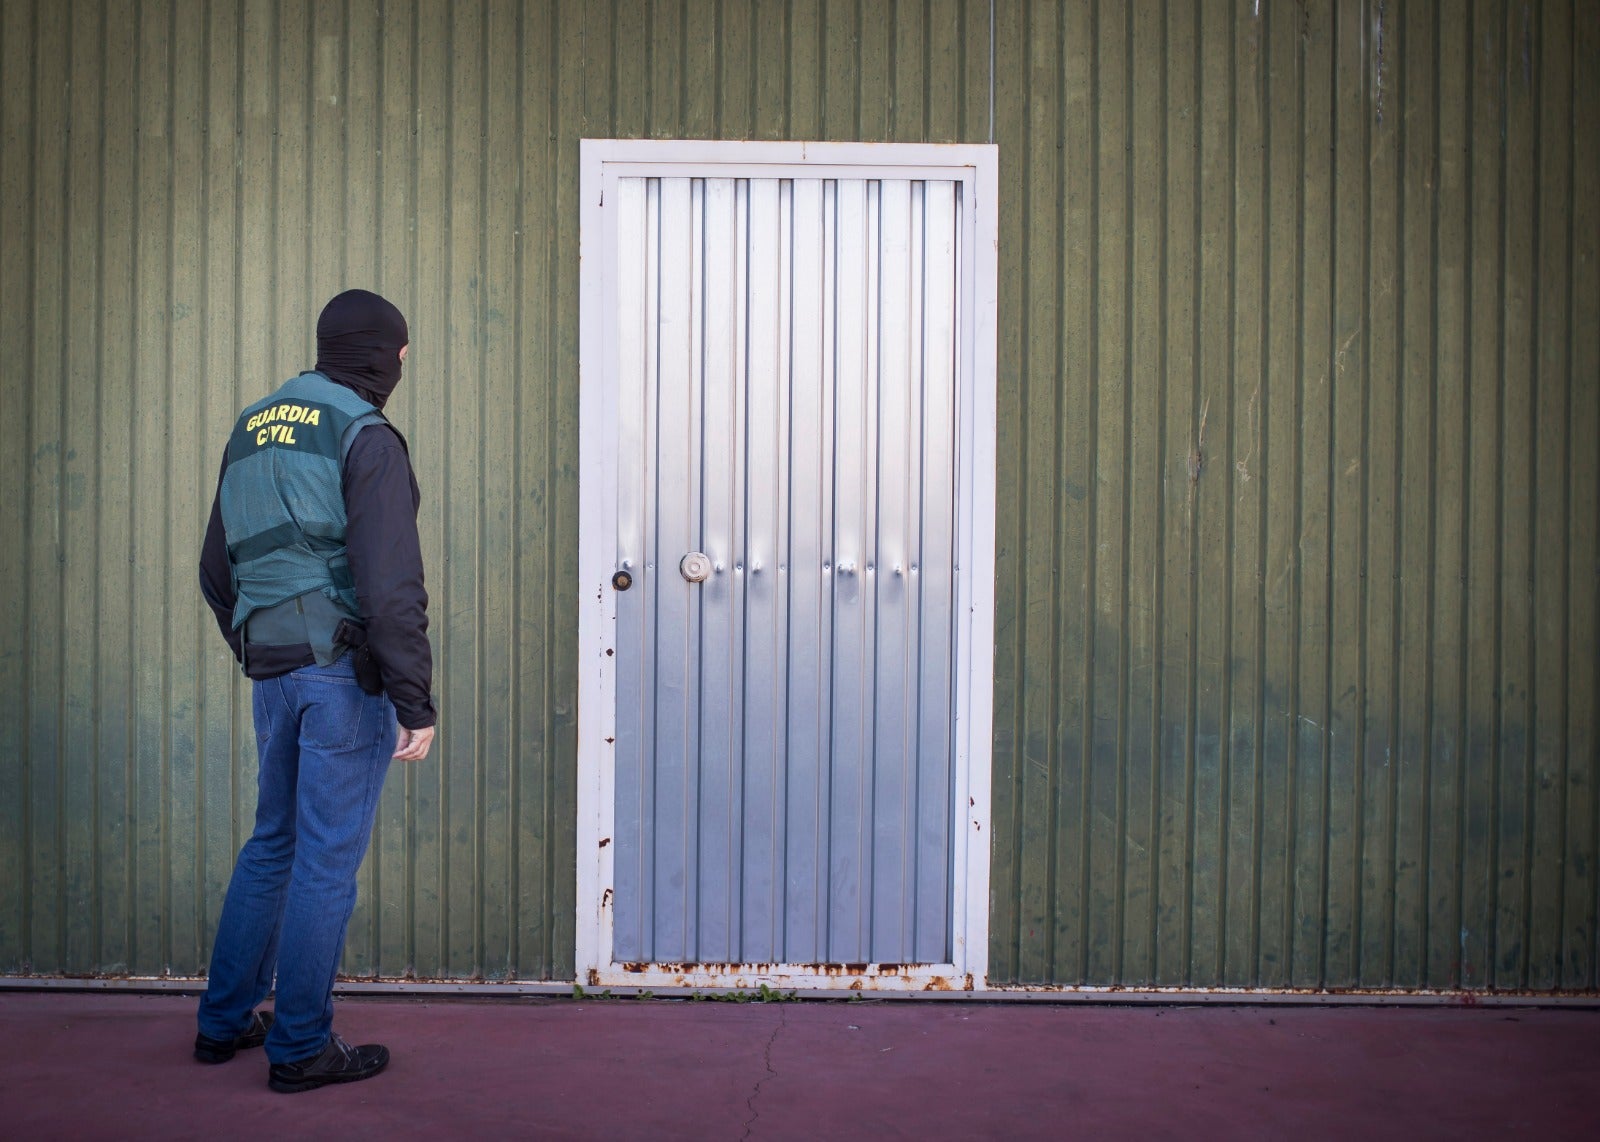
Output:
[740,1007,788,1140]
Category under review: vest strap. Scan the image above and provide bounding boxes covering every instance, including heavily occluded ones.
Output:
[227,522,345,565]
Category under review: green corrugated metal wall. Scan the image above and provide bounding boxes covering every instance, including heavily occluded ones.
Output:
[1,0,1595,992]
[987,0,1599,991]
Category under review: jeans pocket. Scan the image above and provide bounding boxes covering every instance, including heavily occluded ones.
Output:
[297,674,369,753]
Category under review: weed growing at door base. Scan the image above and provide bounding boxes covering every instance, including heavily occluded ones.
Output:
[692,984,799,1003]
[570,983,793,1002]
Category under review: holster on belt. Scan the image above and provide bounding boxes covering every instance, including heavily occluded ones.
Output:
[334,618,385,696]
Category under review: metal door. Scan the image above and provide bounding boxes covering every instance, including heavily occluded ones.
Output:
[579,141,998,991]
[611,173,959,967]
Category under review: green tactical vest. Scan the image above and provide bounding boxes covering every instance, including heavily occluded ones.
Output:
[219,372,387,639]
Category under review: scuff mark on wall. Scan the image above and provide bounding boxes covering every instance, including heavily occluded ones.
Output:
[1298,715,1334,749]
[1335,325,1361,380]
[1235,384,1260,485]
[1187,395,1211,518]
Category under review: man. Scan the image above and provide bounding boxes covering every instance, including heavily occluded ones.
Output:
[194,288,437,1094]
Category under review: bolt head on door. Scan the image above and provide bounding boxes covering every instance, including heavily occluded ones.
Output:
[679,552,712,583]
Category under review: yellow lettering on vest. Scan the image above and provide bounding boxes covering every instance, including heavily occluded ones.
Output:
[247,402,320,443]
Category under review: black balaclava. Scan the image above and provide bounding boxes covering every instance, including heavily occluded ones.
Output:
[315,288,409,410]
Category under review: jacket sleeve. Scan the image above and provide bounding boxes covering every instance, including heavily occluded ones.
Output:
[198,453,243,662]
[343,423,437,730]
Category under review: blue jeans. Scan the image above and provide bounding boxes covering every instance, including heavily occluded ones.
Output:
[198,655,396,1064]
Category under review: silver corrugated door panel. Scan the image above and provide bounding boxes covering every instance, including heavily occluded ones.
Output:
[613,176,959,967]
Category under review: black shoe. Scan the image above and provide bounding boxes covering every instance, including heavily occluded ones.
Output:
[268,1032,390,1094]
[194,1009,275,1064]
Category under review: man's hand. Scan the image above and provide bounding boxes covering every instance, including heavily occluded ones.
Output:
[394,724,436,761]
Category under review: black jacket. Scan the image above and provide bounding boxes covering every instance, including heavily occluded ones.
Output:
[199,419,437,730]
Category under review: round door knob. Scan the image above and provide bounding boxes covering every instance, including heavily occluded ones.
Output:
[612,570,633,591]
[680,552,712,583]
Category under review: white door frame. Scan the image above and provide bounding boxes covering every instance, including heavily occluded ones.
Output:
[576,138,998,992]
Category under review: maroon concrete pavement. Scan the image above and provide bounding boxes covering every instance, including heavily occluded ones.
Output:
[1,991,1596,1139]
